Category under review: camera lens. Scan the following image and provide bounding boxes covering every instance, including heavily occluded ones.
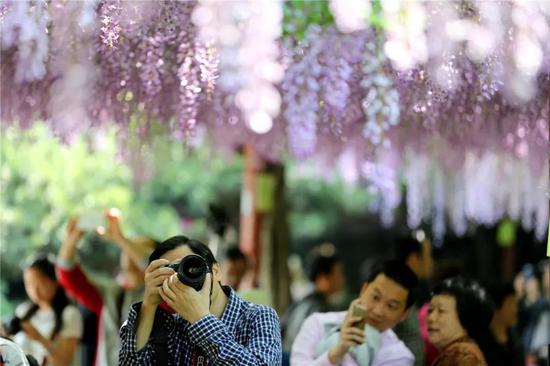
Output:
[182,256,205,278]
[175,254,211,291]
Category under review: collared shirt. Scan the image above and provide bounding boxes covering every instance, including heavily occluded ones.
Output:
[291,311,414,366]
[119,286,282,365]
[282,291,335,352]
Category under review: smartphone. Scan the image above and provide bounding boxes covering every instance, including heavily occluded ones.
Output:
[78,212,105,232]
[351,303,368,330]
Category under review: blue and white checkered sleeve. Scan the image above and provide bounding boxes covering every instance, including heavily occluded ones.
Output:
[188,306,282,366]
[118,302,156,366]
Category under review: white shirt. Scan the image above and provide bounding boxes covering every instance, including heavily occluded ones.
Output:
[14,303,83,366]
[291,311,414,366]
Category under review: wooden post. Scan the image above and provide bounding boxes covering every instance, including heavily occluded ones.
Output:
[261,163,291,314]
[501,246,516,282]
[239,145,264,286]
[239,145,290,314]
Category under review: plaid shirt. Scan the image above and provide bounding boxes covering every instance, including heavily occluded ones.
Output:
[119,286,282,365]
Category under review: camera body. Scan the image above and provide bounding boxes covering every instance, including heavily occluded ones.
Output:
[166,254,212,291]
[2,316,22,336]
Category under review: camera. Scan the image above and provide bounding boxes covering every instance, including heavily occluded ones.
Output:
[166,254,211,291]
[2,316,22,336]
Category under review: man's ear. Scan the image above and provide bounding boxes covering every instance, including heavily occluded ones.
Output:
[212,262,222,282]
[399,307,411,322]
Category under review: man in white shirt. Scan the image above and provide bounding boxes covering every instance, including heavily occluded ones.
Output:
[291,260,418,366]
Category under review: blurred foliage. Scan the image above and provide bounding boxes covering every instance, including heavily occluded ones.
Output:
[0,123,375,315]
[0,281,14,317]
[286,172,371,244]
[282,0,386,41]
[1,125,139,277]
[368,0,387,29]
[0,124,244,314]
[283,0,335,40]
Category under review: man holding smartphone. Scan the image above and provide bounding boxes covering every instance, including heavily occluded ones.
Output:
[291,260,418,366]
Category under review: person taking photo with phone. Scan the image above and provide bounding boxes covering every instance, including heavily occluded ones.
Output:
[56,212,157,366]
[291,260,419,366]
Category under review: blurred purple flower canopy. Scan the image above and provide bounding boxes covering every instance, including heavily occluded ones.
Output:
[1,0,548,239]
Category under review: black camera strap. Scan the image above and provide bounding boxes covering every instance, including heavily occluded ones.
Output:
[208,273,214,308]
[150,308,171,365]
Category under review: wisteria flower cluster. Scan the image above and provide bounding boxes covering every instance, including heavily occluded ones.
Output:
[329,0,370,34]
[282,25,324,159]
[1,0,49,83]
[361,35,400,146]
[0,0,548,239]
[193,0,283,135]
[391,0,548,102]
[401,146,549,242]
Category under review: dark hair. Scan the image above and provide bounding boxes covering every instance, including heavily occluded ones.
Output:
[150,238,161,248]
[225,246,247,263]
[308,254,341,282]
[366,260,419,309]
[394,236,422,263]
[148,235,217,267]
[485,282,516,309]
[149,235,189,262]
[23,255,70,340]
[431,277,494,344]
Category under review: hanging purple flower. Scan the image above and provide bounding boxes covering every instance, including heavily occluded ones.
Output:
[99,1,121,49]
[361,35,400,146]
[282,25,323,159]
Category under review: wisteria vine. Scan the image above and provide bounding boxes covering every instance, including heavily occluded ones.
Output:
[0,0,548,240]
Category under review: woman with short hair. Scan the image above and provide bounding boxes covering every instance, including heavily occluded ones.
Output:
[427,277,494,366]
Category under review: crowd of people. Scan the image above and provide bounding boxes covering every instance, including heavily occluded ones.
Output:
[1,212,549,366]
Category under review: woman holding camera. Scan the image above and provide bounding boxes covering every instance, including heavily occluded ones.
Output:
[427,277,493,366]
[5,255,83,366]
